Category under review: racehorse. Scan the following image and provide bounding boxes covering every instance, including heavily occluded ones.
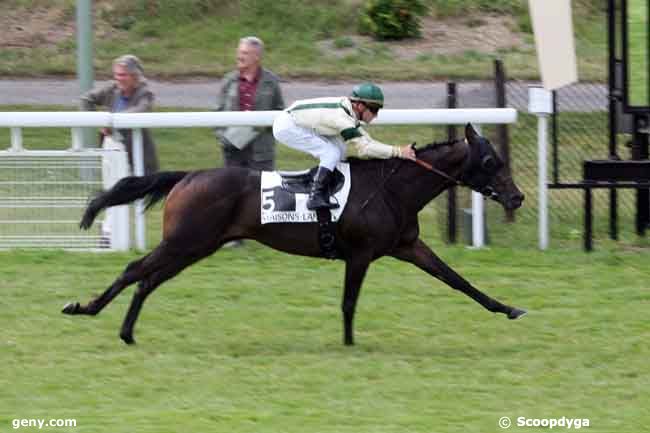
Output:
[63,124,526,345]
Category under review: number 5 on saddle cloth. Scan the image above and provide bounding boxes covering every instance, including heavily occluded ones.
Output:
[260,163,352,259]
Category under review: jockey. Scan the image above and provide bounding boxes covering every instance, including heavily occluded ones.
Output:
[272,82,416,210]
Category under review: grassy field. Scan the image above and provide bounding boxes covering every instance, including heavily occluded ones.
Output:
[0,0,607,81]
[1,237,648,432]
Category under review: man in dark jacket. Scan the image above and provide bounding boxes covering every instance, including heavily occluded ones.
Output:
[215,36,285,171]
[81,54,159,175]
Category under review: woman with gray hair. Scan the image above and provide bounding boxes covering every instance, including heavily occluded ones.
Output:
[81,54,159,175]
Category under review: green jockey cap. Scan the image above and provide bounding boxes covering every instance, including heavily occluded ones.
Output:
[350,82,384,108]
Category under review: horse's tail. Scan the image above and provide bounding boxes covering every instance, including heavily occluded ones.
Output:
[80,171,188,230]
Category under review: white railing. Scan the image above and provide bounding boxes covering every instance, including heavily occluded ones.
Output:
[1,108,518,250]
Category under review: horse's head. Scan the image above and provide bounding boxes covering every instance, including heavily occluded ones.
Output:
[461,123,524,210]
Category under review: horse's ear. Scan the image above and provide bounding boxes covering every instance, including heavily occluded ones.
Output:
[465,123,479,142]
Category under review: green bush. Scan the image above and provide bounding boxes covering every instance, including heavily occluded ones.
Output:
[358,0,428,40]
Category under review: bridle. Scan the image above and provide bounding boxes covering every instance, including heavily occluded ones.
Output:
[413,140,499,200]
[360,138,498,210]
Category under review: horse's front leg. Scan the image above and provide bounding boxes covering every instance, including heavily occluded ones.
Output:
[391,239,526,319]
[342,254,372,345]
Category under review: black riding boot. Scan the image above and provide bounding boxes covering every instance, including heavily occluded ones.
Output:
[307,166,339,210]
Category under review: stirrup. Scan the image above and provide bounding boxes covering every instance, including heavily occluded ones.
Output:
[307,194,339,210]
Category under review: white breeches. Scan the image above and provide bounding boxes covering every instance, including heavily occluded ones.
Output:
[273,111,345,171]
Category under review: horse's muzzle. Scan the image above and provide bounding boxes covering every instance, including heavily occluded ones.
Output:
[507,192,525,210]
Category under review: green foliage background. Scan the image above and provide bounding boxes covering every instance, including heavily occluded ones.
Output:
[358,0,428,40]
[0,0,607,80]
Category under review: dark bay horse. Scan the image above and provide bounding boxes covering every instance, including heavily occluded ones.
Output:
[63,124,526,345]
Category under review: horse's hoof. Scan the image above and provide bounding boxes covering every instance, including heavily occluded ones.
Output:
[508,308,527,320]
[61,302,80,315]
[120,332,135,345]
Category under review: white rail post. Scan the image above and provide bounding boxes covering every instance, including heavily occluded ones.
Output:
[132,128,146,251]
[71,127,84,151]
[529,86,553,250]
[10,127,23,151]
[103,150,131,251]
[471,124,485,248]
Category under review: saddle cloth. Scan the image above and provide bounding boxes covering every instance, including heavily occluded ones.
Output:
[260,162,351,224]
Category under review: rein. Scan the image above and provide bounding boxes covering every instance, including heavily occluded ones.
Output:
[414,158,461,185]
[360,138,465,210]
[360,161,401,210]
[414,138,466,185]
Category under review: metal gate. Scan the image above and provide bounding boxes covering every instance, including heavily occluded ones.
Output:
[0,149,129,250]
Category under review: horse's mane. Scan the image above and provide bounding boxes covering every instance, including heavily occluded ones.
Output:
[416,138,464,154]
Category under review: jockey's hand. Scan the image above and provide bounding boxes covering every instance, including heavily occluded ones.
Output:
[398,144,417,161]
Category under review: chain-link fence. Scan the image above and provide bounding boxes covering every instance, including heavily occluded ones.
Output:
[433,72,642,250]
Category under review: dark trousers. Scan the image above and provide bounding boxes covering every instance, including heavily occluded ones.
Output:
[124,140,159,175]
[222,143,274,171]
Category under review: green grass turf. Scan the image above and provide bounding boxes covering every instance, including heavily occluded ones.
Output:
[0,245,648,432]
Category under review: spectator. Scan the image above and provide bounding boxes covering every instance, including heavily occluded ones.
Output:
[81,54,159,175]
[214,36,285,171]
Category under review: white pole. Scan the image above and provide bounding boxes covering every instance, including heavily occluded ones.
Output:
[537,115,549,250]
[0,109,517,128]
[103,151,131,251]
[528,86,553,250]
[132,129,146,251]
[110,108,518,128]
[471,191,484,247]
[71,127,84,151]
[471,125,485,248]
[10,127,23,151]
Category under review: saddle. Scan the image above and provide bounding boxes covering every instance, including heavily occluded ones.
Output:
[273,166,345,260]
[280,167,345,195]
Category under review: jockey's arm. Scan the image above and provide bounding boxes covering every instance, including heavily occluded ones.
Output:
[289,98,413,160]
[345,128,408,159]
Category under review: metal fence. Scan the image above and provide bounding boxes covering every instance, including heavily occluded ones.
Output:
[432,77,635,249]
[0,150,129,250]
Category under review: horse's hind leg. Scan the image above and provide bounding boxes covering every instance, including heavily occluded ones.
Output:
[62,255,151,316]
[118,248,205,344]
